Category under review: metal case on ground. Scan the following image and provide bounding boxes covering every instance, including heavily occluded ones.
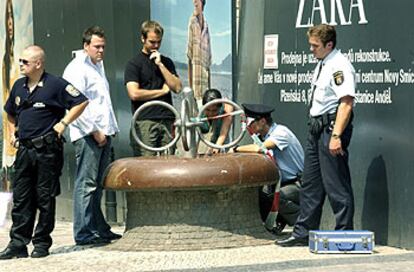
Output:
[309,230,374,254]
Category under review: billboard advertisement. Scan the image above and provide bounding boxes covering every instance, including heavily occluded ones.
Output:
[151,0,233,105]
[238,0,414,247]
[0,0,33,180]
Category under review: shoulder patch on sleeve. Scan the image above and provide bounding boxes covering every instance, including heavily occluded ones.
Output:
[65,84,80,97]
[333,71,344,86]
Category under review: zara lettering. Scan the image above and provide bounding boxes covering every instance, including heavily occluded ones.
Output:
[296,0,368,28]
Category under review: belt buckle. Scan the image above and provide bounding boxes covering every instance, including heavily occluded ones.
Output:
[31,136,44,149]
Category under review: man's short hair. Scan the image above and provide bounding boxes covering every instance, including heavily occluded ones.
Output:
[307,24,336,48]
[141,20,164,40]
[83,26,105,45]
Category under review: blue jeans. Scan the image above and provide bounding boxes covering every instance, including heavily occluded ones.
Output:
[73,135,112,243]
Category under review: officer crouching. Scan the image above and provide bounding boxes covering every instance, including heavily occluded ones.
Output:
[0,45,88,259]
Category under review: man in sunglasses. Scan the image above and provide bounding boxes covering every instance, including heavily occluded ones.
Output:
[0,45,88,259]
[232,103,304,235]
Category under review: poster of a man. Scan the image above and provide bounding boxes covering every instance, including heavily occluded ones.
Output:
[187,0,212,105]
[151,0,232,106]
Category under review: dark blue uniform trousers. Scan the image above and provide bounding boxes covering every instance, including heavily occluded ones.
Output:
[293,124,354,238]
[8,140,63,250]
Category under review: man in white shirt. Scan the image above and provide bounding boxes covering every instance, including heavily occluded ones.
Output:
[277,24,356,247]
[63,26,121,245]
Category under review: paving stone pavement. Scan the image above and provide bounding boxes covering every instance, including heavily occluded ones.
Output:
[0,220,413,272]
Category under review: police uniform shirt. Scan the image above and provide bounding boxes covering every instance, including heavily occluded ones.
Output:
[265,123,304,183]
[310,48,356,117]
[4,72,88,140]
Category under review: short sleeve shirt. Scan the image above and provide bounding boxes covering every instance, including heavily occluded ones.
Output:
[124,52,178,120]
[310,49,356,116]
[265,123,304,183]
[4,72,88,140]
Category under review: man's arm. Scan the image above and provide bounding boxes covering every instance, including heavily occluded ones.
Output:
[6,114,17,147]
[213,104,234,150]
[329,95,354,156]
[159,62,182,93]
[53,101,89,137]
[150,51,182,93]
[236,140,276,153]
[126,81,170,101]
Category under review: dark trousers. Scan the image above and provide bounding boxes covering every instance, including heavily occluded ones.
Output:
[130,119,175,156]
[9,140,63,250]
[293,123,354,238]
[259,181,301,226]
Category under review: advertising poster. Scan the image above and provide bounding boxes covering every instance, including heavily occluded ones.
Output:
[0,0,33,170]
[151,0,233,105]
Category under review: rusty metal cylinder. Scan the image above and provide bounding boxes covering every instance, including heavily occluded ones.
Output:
[104,153,278,191]
[103,153,279,251]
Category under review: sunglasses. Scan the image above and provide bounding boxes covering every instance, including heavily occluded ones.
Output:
[19,58,30,65]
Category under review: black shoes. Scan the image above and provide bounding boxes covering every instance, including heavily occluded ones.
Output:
[0,247,29,260]
[0,247,50,259]
[75,231,122,246]
[31,248,49,258]
[76,237,111,246]
[276,236,309,247]
[100,231,122,241]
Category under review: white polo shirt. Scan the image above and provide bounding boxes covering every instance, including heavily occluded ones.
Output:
[310,48,356,117]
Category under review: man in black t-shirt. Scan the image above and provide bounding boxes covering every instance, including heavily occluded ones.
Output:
[124,20,182,156]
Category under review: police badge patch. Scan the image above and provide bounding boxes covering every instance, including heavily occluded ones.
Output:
[65,84,80,97]
[333,71,344,86]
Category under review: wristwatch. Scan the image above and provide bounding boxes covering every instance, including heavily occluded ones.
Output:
[331,133,341,139]
[60,120,69,127]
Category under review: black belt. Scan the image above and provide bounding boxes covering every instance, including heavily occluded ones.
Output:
[19,131,60,149]
[282,178,300,186]
[310,112,337,127]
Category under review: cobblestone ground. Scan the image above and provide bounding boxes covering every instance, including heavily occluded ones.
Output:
[0,220,413,272]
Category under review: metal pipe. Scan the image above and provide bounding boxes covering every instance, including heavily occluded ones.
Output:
[105,147,117,223]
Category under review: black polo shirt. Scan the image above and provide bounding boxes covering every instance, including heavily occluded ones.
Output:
[4,72,88,140]
[124,52,178,120]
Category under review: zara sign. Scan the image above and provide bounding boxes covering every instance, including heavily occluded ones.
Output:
[296,0,368,28]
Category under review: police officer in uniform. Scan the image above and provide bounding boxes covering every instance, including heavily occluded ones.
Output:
[277,24,356,246]
[233,104,304,234]
[0,45,88,259]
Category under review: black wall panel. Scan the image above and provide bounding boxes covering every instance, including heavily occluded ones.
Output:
[32,0,150,220]
[238,0,414,248]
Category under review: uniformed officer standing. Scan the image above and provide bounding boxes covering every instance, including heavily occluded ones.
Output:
[0,45,88,259]
[233,104,304,234]
[277,24,356,246]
